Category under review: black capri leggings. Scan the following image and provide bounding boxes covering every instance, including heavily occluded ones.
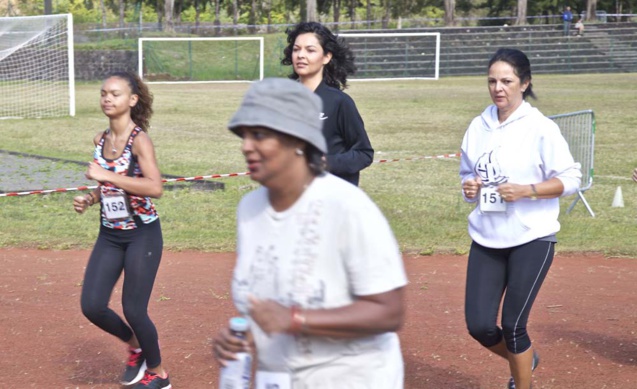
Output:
[80,219,163,368]
[465,239,554,354]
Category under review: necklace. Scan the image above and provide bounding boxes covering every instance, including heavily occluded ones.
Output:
[104,130,117,155]
[108,123,134,155]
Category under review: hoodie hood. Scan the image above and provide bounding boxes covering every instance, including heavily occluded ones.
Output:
[480,101,538,130]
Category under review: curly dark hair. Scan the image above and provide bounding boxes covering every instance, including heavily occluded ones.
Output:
[281,22,356,91]
[105,71,154,132]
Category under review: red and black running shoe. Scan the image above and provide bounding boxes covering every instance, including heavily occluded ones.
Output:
[120,348,147,386]
[133,370,172,389]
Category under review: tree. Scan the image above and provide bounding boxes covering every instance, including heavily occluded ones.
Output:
[100,0,107,27]
[444,0,455,26]
[381,0,390,29]
[263,0,273,33]
[479,0,517,26]
[347,0,356,28]
[119,0,125,37]
[44,0,52,14]
[515,0,527,24]
[156,0,164,30]
[231,0,238,34]
[307,0,318,21]
[586,0,597,21]
[212,0,221,35]
[164,0,175,32]
[333,0,342,31]
[193,0,201,29]
[248,0,257,33]
[175,0,183,22]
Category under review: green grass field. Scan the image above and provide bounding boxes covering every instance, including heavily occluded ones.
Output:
[1,73,636,256]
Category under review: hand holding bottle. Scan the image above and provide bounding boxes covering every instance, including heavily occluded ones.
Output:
[215,317,253,389]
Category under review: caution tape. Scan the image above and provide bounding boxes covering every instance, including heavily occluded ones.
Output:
[0,152,460,197]
[0,185,99,197]
[0,172,252,197]
[162,171,251,183]
[374,152,461,164]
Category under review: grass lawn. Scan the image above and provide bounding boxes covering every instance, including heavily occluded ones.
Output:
[1,73,636,256]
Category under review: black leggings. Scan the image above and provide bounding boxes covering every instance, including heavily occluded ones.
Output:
[80,219,163,368]
[465,239,554,354]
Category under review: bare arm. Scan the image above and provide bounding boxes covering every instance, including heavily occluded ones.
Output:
[496,177,565,202]
[249,287,405,339]
[73,132,105,213]
[73,187,101,214]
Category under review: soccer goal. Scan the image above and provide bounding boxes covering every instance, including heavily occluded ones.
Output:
[337,32,440,81]
[0,14,75,119]
[138,37,264,84]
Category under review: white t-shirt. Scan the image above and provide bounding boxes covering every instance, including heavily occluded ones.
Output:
[232,173,407,388]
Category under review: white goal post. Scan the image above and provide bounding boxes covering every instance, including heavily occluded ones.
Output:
[337,32,440,81]
[0,13,75,119]
[138,37,264,84]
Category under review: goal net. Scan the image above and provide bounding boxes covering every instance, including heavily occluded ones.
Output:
[337,32,440,81]
[139,37,264,84]
[0,14,75,119]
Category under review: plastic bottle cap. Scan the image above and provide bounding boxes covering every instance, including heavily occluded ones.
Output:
[229,317,249,332]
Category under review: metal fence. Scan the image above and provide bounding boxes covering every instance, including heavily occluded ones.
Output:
[549,110,596,217]
[72,20,637,80]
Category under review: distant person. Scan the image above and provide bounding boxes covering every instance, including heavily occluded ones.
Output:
[72,71,171,389]
[281,22,374,186]
[212,78,407,388]
[460,48,582,389]
[562,6,574,36]
[575,17,585,36]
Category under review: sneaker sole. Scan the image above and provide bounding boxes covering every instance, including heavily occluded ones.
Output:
[120,360,147,386]
[532,351,540,371]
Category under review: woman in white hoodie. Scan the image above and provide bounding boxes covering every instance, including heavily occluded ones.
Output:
[459,48,581,389]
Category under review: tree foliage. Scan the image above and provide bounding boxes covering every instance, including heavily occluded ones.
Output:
[9,0,637,26]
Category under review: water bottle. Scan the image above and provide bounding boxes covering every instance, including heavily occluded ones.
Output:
[218,317,252,389]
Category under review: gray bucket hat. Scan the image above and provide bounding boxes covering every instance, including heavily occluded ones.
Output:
[228,78,327,154]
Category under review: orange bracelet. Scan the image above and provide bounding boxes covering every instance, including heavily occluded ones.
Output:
[289,305,306,334]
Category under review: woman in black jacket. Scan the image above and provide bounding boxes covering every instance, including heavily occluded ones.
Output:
[281,22,374,187]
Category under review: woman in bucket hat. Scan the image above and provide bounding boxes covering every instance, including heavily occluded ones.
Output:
[212,78,407,388]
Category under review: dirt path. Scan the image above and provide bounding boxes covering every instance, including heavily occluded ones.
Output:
[1,248,635,388]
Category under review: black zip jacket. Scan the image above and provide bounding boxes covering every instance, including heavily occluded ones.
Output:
[314,81,374,186]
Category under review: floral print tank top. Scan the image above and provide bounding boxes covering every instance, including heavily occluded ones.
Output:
[94,127,159,230]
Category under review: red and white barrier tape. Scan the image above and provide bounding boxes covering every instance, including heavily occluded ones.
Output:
[374,152,460,164]
[0,185,99,197]
[162,171,251,183]
[0,153,460,197]
[0,172,252,197]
